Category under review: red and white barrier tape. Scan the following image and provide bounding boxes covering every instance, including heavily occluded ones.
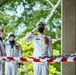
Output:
[0,55,76,62]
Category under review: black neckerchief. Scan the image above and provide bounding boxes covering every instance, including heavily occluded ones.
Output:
[0,37,2,41]
[9,40,16,48]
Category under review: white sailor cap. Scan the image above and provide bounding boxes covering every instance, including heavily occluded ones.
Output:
[36,21,46,27]
[8,32,15,37]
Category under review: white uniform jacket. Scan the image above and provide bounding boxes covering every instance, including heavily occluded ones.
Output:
[24,32,52,58]
[5,41,22,58]
[5,41,22,75]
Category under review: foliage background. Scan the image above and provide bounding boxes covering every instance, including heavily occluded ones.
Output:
[0,0,61,75]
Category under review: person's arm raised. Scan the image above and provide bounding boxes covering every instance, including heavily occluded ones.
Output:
[24,27,38,42]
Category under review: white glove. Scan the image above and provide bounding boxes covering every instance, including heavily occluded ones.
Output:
[31,27,38,33]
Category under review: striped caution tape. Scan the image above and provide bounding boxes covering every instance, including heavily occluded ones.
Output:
[0,53,76,62]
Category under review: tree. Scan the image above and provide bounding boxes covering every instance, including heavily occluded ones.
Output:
[0,0,61,75]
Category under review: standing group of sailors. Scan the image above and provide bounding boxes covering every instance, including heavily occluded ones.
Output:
[0,21,52,75]
[0,27,22,75]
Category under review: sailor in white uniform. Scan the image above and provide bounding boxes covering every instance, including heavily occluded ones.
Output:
[5,32,22,75]
[24,22,52,75]
[0,26,6,75]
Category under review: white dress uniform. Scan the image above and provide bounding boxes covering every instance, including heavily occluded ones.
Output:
[24,32,52,75]
[0,38,6,75]
[5,41,22,75]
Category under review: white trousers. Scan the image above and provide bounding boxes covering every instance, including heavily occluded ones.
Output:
[34,62,49,75]
[5,61,18,75]
[0,63,5,75]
